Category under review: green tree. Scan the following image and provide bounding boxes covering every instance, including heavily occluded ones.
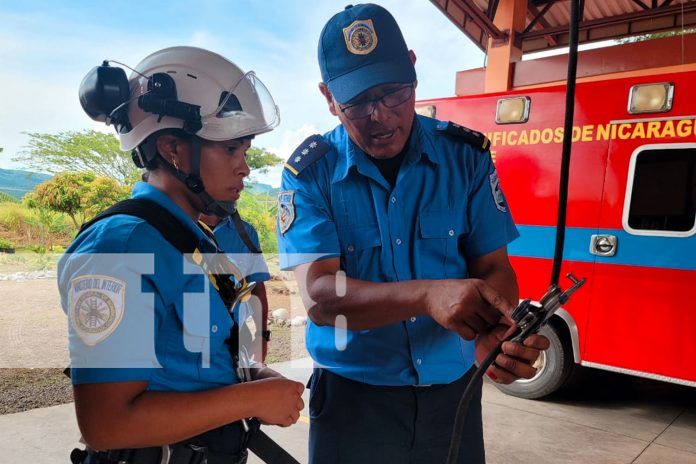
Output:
[23,193,71,251]
[237,191,278,253]
[618,28,696,44]
[246,146,282,173]
[82,177,131,218]
[14,130,138,185]
[13,131,280,183]
[31,172,129,228]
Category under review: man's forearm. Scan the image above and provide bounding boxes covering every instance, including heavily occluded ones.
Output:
[303,274,431,330]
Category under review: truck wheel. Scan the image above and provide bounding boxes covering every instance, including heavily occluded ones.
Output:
[493,322,574,399]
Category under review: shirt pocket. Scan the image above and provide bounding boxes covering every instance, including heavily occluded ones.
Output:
[168,286,231,381]
[417,210,469,279]
[340,223,382,279]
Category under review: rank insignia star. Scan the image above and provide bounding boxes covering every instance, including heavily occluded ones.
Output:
[283,134,331,177]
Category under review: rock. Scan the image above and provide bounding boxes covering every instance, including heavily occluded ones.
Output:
[272,308,290,323]
[290,316,307,327]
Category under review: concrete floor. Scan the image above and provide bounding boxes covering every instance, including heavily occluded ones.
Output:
[2,358,694,463]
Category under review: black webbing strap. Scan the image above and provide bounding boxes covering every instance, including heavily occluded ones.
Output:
[79,198,201,254]
[230,210,262,254]
[76,199,299,464]
[247,430,301,464]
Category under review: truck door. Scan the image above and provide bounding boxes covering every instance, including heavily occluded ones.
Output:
[582,124,696,385]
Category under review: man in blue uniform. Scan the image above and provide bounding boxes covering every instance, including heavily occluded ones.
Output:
[60,46,304,463]
[278,4,550,463]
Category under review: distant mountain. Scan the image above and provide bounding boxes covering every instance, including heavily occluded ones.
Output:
[0,169,52,199]
[246,182,280,196]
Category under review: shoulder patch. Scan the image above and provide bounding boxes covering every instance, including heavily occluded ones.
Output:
[69,275,126,346]
[284,134,331,176]
[436,121,490,152]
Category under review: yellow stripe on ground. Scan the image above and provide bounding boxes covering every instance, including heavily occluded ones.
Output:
[299,415,310,424]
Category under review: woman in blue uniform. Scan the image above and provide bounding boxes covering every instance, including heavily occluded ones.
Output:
[59,46,303,463]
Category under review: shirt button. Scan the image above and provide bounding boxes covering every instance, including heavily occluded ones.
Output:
[347,244,355,252]
[396,239,402,245]
[391,196,396,204]
[410,317,416,322]
[211,325,218,333]
[416,358,422,365]
[448,229,455,236]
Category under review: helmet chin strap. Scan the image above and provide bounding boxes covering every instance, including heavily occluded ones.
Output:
[157,136,237,219]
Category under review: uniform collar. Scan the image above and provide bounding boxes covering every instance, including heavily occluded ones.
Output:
[131,182,210,243]
[331,115,437,184]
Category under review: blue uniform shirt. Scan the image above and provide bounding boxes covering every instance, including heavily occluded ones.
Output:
[278,115,519,386]
[214,216,270,324]
[214,217,270,284]
[58,182,238,391]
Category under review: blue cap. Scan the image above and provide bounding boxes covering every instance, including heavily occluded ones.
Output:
[318,4,416,104]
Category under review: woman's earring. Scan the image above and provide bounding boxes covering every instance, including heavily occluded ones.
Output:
[172,157,180,172]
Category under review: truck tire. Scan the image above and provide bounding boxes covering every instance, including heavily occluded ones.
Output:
[493,321,574,399]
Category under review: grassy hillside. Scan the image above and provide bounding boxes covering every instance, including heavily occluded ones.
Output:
[0,169,51,199]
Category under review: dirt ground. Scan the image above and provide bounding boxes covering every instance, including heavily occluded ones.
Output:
[0,276,308,414]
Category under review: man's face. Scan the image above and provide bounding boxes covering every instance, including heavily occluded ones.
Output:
[321,81,417,159]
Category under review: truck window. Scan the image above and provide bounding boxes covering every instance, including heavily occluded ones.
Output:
[626,146,696,233]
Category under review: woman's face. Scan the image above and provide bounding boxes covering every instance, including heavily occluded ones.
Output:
[198,138,252,203]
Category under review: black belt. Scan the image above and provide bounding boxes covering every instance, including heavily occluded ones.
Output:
[71,443,248,464]
[71,430,299,464]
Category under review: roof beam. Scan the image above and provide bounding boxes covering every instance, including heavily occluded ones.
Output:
[631,0,650,9]
[487,0,501,21]
[521,2,696,42]
[523,2,554,34]
[455,0,507,40]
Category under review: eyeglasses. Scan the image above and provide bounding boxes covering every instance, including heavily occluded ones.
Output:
[339,84,414,120]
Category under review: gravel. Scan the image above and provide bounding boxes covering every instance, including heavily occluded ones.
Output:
[0,368,73,415]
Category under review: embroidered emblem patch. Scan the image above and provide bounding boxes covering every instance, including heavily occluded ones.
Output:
[489,171,507,212]
[278,190,296,235]
[343,19,378,55]
[69,275,126,346]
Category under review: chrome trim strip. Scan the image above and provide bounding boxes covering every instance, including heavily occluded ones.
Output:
[581,361,696,387]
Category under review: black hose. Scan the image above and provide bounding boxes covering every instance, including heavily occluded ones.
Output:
[550,0,580,287]
[446,342,503,463]
[446,1,581,461]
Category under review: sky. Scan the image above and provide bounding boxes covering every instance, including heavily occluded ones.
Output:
[0,0,484,187]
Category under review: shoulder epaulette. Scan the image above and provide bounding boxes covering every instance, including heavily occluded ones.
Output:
[436,121,490,152]
[284,134,331,176]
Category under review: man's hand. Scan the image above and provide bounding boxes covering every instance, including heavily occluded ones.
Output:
[425,279,515,340]
[475,324,550,384]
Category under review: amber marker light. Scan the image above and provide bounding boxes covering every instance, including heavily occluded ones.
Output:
[628,82,674,114]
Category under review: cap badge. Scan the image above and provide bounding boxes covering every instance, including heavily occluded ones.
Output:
[343,19,378,55]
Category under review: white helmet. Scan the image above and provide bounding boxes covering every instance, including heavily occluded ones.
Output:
[119,46,279,150]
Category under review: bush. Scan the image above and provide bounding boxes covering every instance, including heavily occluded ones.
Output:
[237,190,278,253]
[0,203,29,231]
[0,237,15,250]
[0,192,19,203]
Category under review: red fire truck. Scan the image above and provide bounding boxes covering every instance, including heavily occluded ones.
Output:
[421,1,696,398]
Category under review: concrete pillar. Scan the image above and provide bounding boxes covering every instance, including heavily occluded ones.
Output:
[484,0,527,93]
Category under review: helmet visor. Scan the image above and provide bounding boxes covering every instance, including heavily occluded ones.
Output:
[201,71,280,141]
